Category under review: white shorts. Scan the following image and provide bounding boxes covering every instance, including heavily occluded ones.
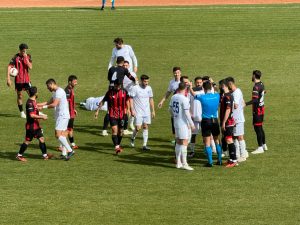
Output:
[175,126,191,140]
[233,122,244,136]
[135,115,151,126]
[192,121,201,135]
[55,117,69,131]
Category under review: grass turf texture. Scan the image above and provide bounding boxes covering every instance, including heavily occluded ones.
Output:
[0,5,299,225]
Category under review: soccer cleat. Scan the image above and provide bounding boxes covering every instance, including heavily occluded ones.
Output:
[123,129,133,135]
[252,147,264,154]
[204,163,213,167]
[43,153,54,160]
[20,111,26,119]
[111,6,115,10]
[226,161,238,168]
[237,157,246,163]
[72,145,79,149]
[130,138,135,147]
[65,151,75,161]
[222,151,229,158]
[115,146,123,155]
[263,144,268,151]
[182,164,194,171]
[100,6,104,10]
[176,163,183,169]
[142,146,151,151]
[188,151,195,158]
[101,130,108,136]
[16,155,27,162]
[215,161,222,166]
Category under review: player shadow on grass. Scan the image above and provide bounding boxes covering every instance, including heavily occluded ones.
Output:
[0,113,19,118]
[0,150,45,161]
[75,125,103,137]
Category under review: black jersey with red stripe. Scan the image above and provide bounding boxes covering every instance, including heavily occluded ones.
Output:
[107,66,135,87]
[26,99,40,130]
[252,81,265,115]
[65,86,76,118]
[9,53,32,84]
[220,92,235,127]
[103,88,129,119]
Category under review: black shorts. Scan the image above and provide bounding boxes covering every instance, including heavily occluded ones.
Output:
[201,118,220,137]
[25,128,43,141]
[15,83,31,92]
[110,118,125,128]
[222,126,234,140]
[68,118,74,130]
[253,114,264,126]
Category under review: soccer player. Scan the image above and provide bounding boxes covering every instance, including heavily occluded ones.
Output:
[227,77,248,162]
[158,67,182,141]
[123,60,138,131]
[188,76,204,158]
[16,87,52,162]
[7,43,32,118]
[169,82,195,171]
[95,79,131,154]
[40,79,75,160]
[80,96,107,111]
[65,75,78,149]
[190,81,222,167]
[246,70,268,154]
[130,74,155,151]
[108,38,138,73]
[101,0,115,10]
[219,79,238,167]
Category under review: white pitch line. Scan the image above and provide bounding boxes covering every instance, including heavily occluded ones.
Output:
[0,5,300,13]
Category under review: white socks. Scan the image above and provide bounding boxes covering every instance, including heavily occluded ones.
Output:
[181,145,188,166]
[234,139,240,159]
[58,136,72,154]
[142,129,148,146]
[175,144,182,166]
[239,140,247,157]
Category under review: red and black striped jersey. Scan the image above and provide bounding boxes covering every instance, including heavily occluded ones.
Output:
[9,53,31,84]
[65,86,76,118]
[26,99,40,130]
[220,92,235,127]
[103,88,129,119]
[252,81,265,114]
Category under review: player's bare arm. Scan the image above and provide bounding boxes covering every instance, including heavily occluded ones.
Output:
[94,101,104,119]
[6,65,13,87]
[30,113,48,120]
[150,98,155,118]
[158,91,171,108]
[23,54,32,70]
[222,108,231,131]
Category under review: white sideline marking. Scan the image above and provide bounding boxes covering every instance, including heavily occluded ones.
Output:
[0,5,300,13]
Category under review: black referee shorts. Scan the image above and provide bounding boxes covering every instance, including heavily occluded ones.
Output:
[201,118,220,137]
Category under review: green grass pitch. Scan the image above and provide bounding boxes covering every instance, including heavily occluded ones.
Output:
[0,5,299,225]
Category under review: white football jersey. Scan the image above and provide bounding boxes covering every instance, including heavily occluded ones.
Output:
[190,88,204,122]
[167,79,180,94]
[232,88,245,123]
[131,85,153,117]
[123,71,137,93]
[170,93,191,128]
[52,87,70,119]
[85,96,107,111]
[108,45,138,72]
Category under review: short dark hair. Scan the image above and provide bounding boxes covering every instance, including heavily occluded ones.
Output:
[46,78,56,85]
[178,82,186,91]
[19,43,28,50]
[116,56,125,64]
[253,70,262,79]
[140,74,149,80]
[28,86,37,97]
[203,81,212,91]
[68,75,77,82]
[219,79,225,86]
[202,76,210,82]
[173,67,181,72]
[226,76,235,83]
[114,37,123,44]
[194,76,202,82]
[124,60,130,64]
[180,76,188,82]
